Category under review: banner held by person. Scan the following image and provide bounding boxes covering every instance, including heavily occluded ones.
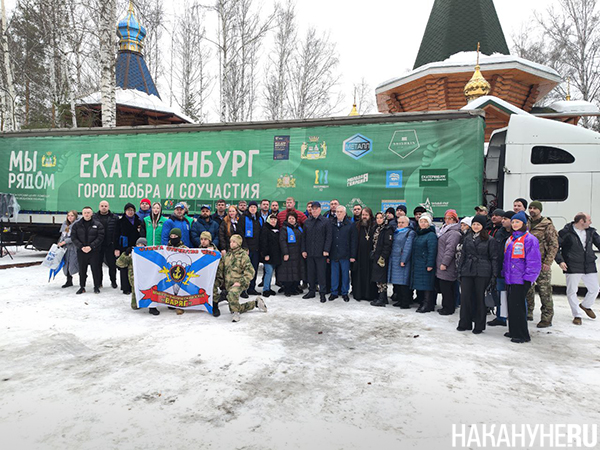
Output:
[132,245,221,313]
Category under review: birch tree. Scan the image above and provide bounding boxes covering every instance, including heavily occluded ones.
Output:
[353,77,375,115]
[287,27,340,119]
[173,1,212,122]
[98,0,117,127]
[1,0,17,130]
[264,0,295,120]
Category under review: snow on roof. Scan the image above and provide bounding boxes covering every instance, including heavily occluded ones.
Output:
[461,95,530,116]
[77,88,195,123]
[376,52,561,93]
[548,100,600,114]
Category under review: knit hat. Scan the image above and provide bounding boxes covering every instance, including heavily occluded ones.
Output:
[170,228,182,238]
[503,210,516,219]
[136,237,147,246]
[514,198,528,209]
[248,201,258,207]
[512,211,528,224]
[492,209,505,217]
[413,206,427,215]
[461,216,473,227]
[396,205,408,214]
[471,215,488,227]
[385,207,395,215]
[230,234,243,247]
[124,202,136,212]
[200,231,212,241]
[444,209,459,222]
[419,214,433,226]
[140,198,151,206]
[529,201,543,212]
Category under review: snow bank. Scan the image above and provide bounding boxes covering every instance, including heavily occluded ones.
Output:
[1,264,599,449]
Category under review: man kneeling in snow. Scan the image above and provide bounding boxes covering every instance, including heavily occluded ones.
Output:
[213,234,267,322]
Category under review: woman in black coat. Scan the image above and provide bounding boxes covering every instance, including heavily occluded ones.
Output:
[278,211,305,296]
[457,214,499,334]
[370,212,394,307]
[114,202,143,295]
[260,214,282,297]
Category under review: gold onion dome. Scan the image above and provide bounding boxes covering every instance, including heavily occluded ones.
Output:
[349,103,359,116]
[464,43,491,102]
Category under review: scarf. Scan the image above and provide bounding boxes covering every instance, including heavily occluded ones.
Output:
[505,232,528,259]
[371,224,384,257]
[245,216,254,238]
[287,226,297,243]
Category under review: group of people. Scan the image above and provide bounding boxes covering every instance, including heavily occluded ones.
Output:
[56,195,600,335]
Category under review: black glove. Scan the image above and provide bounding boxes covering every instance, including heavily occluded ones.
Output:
[523,280,532,290]
[489,276,497,290]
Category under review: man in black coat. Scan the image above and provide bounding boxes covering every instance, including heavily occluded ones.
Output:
[329,206,357,302]
[555,212,600,325]
[301,202,332,303]
[93,200,119,289]
[71,206,105,294]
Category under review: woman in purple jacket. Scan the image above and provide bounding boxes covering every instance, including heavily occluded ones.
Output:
[502,211,542,343]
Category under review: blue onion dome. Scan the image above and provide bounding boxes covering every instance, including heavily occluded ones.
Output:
[117,2,146,54]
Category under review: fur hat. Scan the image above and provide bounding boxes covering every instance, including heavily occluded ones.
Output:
[419,214,433,226]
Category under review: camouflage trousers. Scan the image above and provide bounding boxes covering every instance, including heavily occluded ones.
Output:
[225,286,256,314]
[526,268,553,322]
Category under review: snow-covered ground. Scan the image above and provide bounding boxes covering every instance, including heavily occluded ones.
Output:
[1,263,599,450]
[0,246,46,267]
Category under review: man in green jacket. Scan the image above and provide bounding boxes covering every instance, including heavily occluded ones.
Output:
[213,234,267,322]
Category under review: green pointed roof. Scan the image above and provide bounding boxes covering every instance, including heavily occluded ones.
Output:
[413,0,510,70]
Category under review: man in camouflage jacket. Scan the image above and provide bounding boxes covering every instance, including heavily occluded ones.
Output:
[214,234,267,322]
[527,201,559,327]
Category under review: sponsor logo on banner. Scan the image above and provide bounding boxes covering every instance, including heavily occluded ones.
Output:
[419,198,439,217]
[347,173,369,187]
[343,134,372,160]
[162,199,176,211]
[386,170,403,188]
[420,169,448,187]
[346,198,366,209]
[273,135,290,160]
[314,169,329,191]
[388,130,420,159]
[41,151,57,168]
[381,200,406,212]
[301,136,327,160]
[133,246,221,313]
[316,200,331,211]
[277,174,296,188]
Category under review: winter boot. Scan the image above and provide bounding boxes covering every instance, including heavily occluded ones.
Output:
[370,291,388,307]
[212,302,221,317]
[418,291,436,313]
[62,275,73,288]
[256,297,268,312]
[149,307,160,315]
[232,312,241,322]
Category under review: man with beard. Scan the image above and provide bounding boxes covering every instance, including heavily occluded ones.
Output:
[352,207,376,301]
[324,199,339,221]
[212,199,227,225]
[270,200,280,216]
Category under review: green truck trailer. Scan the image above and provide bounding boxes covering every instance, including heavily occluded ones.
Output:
[0,110,484,248]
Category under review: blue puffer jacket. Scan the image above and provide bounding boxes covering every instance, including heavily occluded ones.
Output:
[411,226,438,291]
[388,227,415,286]
[161,215,192,247]
[191,218,220,248]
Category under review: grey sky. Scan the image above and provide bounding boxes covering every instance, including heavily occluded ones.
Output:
[4,0,558,118]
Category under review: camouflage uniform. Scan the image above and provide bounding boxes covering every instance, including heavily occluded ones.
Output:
[526,216,559,323]
[213,245,256,314]
[116,252,137,309]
